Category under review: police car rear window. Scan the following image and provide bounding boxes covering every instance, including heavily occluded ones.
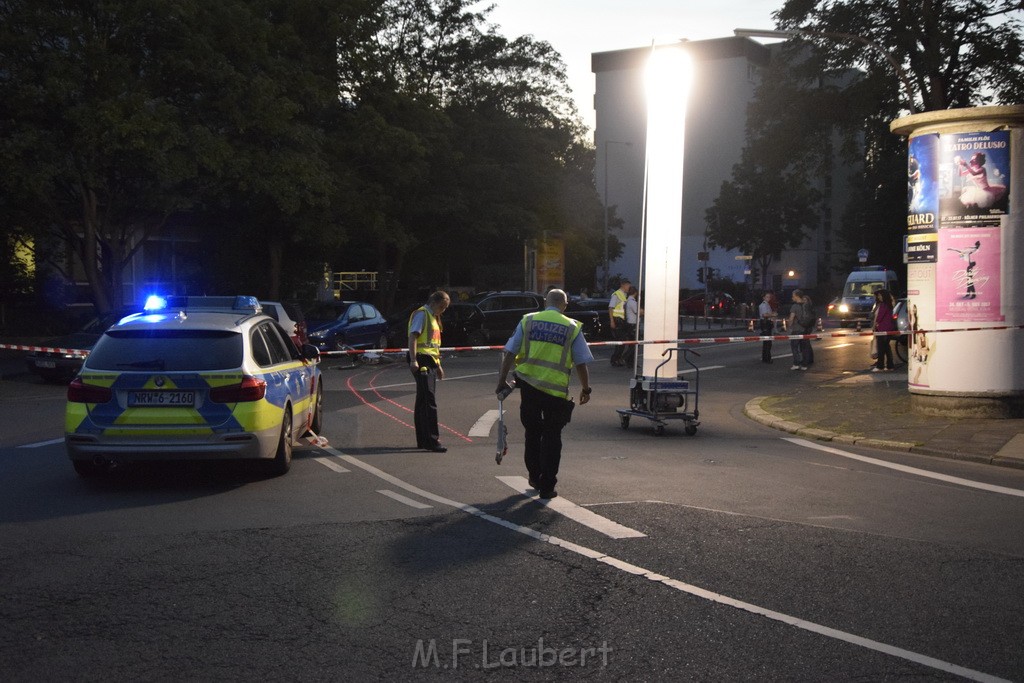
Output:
[85,330,243,371]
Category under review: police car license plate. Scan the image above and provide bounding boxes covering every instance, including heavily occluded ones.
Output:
[128,390,196,407]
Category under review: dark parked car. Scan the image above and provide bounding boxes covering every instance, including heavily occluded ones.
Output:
[305,301,389,352]
[441,292,602,346]
[25,308,137,383]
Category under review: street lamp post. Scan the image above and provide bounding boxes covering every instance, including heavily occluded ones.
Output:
[734,28,917,114]
[602,139,631,293]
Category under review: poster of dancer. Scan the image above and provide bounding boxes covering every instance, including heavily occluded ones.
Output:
[936,227,1002,322]
[906,134,938,262]
[938,131,1010,227]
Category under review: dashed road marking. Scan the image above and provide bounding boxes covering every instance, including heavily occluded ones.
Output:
[378,489,433,509]
[469,408,501,437]
[312,455,350,473]
[497,475,646,539]
[331,448,1006,682]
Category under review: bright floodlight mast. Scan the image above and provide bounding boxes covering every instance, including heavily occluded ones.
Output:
[640,44,692,380]
[733,28,917,114]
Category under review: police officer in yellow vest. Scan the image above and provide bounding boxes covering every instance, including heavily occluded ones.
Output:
[496,289,593,499]
[608,278,631,367]
[408,290,450,452]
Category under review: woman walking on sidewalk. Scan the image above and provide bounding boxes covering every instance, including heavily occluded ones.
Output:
[872,289,896,372]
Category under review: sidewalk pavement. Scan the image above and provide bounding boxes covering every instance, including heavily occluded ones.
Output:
[3,336,1023,470]
[744,370,1024,471]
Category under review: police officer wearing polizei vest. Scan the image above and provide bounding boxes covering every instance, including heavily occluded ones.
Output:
[408,291,450,452]
[495,289,593,499]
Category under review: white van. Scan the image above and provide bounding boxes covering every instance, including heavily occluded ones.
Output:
[830,266,899,327]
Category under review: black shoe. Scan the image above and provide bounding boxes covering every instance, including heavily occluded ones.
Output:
[528,477,539,489]
[539,489,558,500]
[425,445,447,453]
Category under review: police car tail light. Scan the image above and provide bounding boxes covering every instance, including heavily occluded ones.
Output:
[67,378,113,404]
[209,376,267,403]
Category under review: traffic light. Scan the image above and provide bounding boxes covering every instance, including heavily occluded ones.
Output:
[697,267,704,283]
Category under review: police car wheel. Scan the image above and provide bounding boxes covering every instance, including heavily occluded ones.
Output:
[266,409,293,476]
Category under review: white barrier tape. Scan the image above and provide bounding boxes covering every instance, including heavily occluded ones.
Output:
[0,343,88,356]
[5,323,1023,358]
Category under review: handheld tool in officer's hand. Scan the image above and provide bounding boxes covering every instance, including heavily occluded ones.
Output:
[495,397,507,464]
[495,380,515,464]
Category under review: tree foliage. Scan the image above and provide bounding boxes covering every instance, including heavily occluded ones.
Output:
[0,0,603,314]
[711,0,1024,286]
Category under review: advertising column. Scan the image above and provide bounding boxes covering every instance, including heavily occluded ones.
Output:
[892,105,1024,417]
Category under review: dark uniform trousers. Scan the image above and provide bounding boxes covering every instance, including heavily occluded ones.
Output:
[412,354,441,449]
[609,317,628,364]
[518,379,573,491]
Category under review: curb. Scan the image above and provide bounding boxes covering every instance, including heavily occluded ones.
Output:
[743,396,1024,471]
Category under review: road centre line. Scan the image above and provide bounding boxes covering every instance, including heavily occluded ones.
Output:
[330,447,1006,682]
[787,438,1024,498]
[378,489,433,509]
[497,475,646,539]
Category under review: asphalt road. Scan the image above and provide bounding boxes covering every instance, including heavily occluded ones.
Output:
[2,336,1023,681]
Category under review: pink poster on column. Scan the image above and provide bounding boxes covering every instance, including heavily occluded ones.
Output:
[936,227,1002,322]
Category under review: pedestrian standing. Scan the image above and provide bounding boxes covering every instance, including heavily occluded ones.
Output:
[758,292,778,363]
[622,286,641,367]
[607,278,631,367]
[496,289,593,499]
[787,289,814,371]
[872,289,896,372]
[408,291,450,452]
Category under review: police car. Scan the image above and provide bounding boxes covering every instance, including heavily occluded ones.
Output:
[65,296,323,477]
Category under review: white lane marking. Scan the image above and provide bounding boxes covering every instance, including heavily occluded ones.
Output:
[824,343,854,349]
[469,409,501,437]
[358,372,496,391]
[497,475,646,539]
[18,438,65,449]
[330,448,1006,682]
[378,489,433,509]
[679,365,724,373]
[312,456,350,473]
[787,437,1024,499]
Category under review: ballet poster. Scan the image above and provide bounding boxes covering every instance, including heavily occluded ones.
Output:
[938,131,1010,227]
[936,226,1003,322]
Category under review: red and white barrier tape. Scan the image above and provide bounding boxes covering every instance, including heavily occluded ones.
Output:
[4,324,1023,358]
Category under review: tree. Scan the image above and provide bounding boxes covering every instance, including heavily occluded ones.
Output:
[334,0,601,303]
[717,1,1024,282]
[776,0,1024,113]
[0,0,351,311]
[706,57,824,286]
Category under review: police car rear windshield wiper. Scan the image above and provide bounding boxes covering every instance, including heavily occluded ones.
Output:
[116,359,166,370]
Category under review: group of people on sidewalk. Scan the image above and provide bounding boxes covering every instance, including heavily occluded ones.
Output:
[757,287,898,372]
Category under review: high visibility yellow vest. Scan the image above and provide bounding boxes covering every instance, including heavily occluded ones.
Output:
[408,306,442,365]
[610,289,627,320]
[514,309,581,399]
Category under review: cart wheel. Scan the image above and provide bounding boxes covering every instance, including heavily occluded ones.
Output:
[620,414,630,430]
[684,424,698,436]
[653,424,666,436]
